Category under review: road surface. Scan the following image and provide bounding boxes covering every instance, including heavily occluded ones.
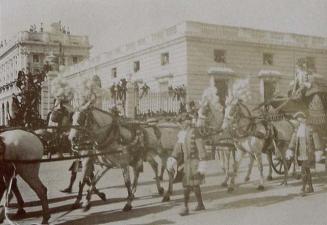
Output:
[4,156,327,225]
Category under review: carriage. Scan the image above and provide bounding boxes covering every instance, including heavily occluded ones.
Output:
[261,73,327,174]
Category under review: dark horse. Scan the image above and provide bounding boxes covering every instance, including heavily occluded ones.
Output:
[0,129,50,224]
[68,104,165,211]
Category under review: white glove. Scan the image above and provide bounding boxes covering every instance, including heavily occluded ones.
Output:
[285,149,294,160]
[197,161,207,175]
[166,157,177,172]
[315,150,324,163]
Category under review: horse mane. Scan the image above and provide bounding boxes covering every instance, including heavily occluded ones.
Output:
[91,107,115,127]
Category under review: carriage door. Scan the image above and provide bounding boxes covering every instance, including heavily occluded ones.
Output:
[214,79,229,107]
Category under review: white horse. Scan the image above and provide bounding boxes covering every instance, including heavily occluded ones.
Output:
[221,97,275,191]
[68,103,166,211]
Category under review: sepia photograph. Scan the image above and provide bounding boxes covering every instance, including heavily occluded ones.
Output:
[0,0,327,224]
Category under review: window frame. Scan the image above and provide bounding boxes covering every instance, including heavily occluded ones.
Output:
[133,60,140,72]
[263,52,274,66]
[161,52,169,66]
[33,54,40,63]
[111,67,117,78]
[214,49,226,63]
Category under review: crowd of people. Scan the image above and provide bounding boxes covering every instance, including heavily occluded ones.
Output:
[168,84,187,100]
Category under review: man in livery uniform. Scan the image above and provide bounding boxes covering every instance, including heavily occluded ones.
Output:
[167,113,207,216]
[286,111,322,195]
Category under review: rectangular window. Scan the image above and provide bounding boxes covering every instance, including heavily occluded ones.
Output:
[263,53,274,65]
[214,49,226,63]
[306,56,316,72]
[134,61,140,72]
[112,67,117,78]
[73,56,78,64]
[33,54,39,63]
[161,52,169,65]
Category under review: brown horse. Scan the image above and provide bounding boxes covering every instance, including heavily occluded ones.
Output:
[0,129,49,224]
[68,105,165,211]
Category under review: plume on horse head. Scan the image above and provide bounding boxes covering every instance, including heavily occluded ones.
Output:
[77,78,109,110]
[198,85,224,128]
[51,75,75,104]
[226,78,252,106]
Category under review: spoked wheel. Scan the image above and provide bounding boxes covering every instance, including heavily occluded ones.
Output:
[271,140,292,175]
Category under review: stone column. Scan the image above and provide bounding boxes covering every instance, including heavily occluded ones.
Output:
[41,71,58,119]
[125,81,137,118]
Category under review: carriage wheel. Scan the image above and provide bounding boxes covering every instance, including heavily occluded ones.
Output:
[271,140,292,175]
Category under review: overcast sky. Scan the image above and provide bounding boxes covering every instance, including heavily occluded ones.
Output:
[1,0,327,56]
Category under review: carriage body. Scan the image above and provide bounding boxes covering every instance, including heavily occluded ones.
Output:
[265,75,327,174]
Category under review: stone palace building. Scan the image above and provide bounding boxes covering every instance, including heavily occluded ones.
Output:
[0,22,90,125]
[60,21,327,117]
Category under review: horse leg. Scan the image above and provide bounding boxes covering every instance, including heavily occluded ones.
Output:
[16,164,50,224]
[0,177,7,223]
[280,152,289,185]
[228,150,245,192]
[132,166,140,194]
[244,154,254,182]
[122,167,133,211]
[11,178,26,216]
[162,169,174,202]
[148,157,164,195]
[254,152,265,190]
[266,151,273,181]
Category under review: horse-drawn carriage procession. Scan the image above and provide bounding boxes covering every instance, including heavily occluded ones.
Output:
[0,58,327,224]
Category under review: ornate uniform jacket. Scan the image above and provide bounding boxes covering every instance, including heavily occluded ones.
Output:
[172,127,207,187]
[288,123,321,168]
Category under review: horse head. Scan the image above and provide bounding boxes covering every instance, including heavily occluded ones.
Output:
[197,92,224,129]
[222,96,252,133]
[69,101,115,147]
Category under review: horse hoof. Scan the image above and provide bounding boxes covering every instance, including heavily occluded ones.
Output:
[257,185,264,191]
[221,182,228,187]
[98,192,107,201]
[83,203,91,212]
[41,214,51,225]
[72,202,81,209]
[61,188,72,194]
[0,207,4,224]
[244,177,250,182]
[16,208,26,217]
[266,176,273,181]
[227,187,234,193]
[158,187,164,195]
[162,195,170,202]
[123,203,132,211]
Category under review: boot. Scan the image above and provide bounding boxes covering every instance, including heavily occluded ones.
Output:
[194,186,205,211]
[179,187,191,216]
[301,168,307,196]
[307,169,314,193]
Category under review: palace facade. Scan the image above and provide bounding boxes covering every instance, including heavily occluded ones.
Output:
[0,22,91,125]
[60,21,327,116]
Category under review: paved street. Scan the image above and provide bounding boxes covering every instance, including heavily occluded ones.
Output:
[5,156,327,225]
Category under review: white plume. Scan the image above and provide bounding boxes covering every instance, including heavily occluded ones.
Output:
[230,79,251,103]
[51,75,74,102]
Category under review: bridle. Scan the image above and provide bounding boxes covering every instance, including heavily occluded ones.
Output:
[75,108,119,150]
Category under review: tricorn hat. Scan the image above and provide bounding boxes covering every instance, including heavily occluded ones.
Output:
[293,111,307,119]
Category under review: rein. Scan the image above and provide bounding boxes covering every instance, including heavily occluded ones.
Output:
[80,108,119,150]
